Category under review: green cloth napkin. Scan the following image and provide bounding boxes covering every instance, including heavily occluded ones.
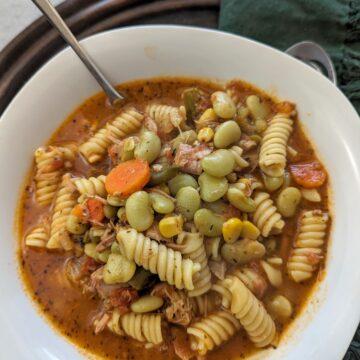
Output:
[219,0,360,113]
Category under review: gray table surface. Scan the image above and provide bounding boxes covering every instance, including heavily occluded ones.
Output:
[0,0,63,51]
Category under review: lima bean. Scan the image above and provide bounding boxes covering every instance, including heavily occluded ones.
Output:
[227,187,256,212]
[194,208,224,236]
[134,131,161,164]
[211,91,236,119]
[176,186,201,220]
[262,173,284,192]
[201,149,235,177]
[130,295,164,313]
[221,239,265,265]
[199,172,228,202]
[125,191,154,231]
[103,253,136,284]
[214,120,241,148]
[168,173,198,196]
[276,187,301,217]
[149,192,175,214]
[204,199,228,214]
[149,166,179,185]
[246,95,270,119]
[267,295,293,322]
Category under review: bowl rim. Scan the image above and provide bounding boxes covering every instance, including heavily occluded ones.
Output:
[1,24,360,360]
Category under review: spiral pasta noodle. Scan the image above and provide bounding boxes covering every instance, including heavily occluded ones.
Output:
[73,175,107,197]
[79,108,144,163]
[34,146,75,206]
[47,174,78,250]
[229,146,249,170]
[146,104,186,134]
[252,191,285,237]
[121,312,163,345]
[212,267,267,308]
[177,231,212,297]
[226,277,276,348]
[187,311,241,355]
[205,237,222,261]
[191,293,217,317]
[25,226,48,248]
[117,228,201,290]
[106,108,144,140]
[287,210,329,283]
[259,114,293,177]
[107,309,124,336]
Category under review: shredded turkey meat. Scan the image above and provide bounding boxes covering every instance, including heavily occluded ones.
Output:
[174,143,212,175]
[95,228,115,252]
[94,313,110,334]
[151,283,192,326]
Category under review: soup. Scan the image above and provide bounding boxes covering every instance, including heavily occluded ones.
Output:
[18,77,330,359]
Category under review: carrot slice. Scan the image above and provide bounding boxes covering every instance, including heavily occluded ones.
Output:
[86,198,104,222]
[71,204,86,220]
[105,159,150,197]
[290,162,327,188]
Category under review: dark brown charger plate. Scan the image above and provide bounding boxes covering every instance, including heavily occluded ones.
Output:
[0,0,358,358]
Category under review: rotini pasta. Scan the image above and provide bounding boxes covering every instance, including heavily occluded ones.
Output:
[47,174,78,250]
[116,228,201,290]
[106,108,144,140]
[229,146,249,170]
[252,191,285,237]
[205,237,222,261]
[24,226,48,248]
[34,145,75,206]
[187,311,241,355]
[107,311,163,345]
[107,309,124,336]
[146,104,186,134]
[73,175,107,197]
[259,114,293,177]
[212,267,267,308]
[287,210,329,282]
[191,293,217,317]
[79,108,144,163]
[121,312,163,345]
[176,231,212,297]
[226,277,276,348]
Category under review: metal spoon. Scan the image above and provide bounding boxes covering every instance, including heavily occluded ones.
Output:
[286,41,337,86]
[31,0,125,104]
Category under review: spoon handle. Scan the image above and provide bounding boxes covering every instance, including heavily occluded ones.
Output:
[31,0,124,103]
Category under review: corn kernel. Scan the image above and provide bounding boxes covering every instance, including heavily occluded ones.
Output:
[159,215,183,238]
[222,218,243,243]
[196,108,217,129]
[241,220,260,240]
[197,127,214,143]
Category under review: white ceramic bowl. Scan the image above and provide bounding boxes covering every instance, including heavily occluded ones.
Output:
[0,26,359,360]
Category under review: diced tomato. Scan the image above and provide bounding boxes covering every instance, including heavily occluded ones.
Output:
[290,162,327,188]
[85,198,105,222]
